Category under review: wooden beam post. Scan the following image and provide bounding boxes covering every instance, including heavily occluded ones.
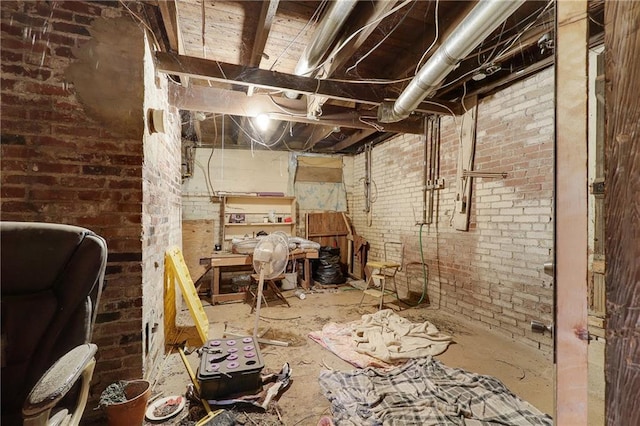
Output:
[452,96,478,231]
[604,2,640,425]
[554,0,589,424]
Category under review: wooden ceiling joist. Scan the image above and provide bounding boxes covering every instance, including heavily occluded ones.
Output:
[155,51,462,116]
[169,84,426,134]
[250,0,280,67]
[329,129,378,152]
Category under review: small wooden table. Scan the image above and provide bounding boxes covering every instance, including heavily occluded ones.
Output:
[206,249,318,304]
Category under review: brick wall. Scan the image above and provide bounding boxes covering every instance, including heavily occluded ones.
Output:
[346,69,555,354]
[141,33,182,382]
[1,1,181,421]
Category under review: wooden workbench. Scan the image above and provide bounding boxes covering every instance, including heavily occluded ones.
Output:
[206,249,318,304]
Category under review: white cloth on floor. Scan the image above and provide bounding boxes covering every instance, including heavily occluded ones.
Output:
[352,309,451,362]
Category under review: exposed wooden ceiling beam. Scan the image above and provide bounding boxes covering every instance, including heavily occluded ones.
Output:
[169,84,425,134]
[157,0,180,53]
[386,1,475,81]
[320,0,398,78]
[250,0,280,67]
[329,129,377,152]
[155,51,462,115]
[237,1,281,146]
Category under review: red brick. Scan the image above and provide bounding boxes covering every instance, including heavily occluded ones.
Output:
[1,106,28,119]
[23,81,70,96]
[57,2,104,17]
[29,188,77,201]
[1,201,39,213]
[3,174,59,186]
[1,186,26,198]
[30,162,81,174]
[32,136,78,149]
[51,21,90,37]
[60,176,107,188]
[2,11,46,28]
[1,37,49,54]
[0,48,23,62]
[1,63,52,81]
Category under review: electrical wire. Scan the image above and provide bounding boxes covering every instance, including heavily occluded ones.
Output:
[324,75,414,85]
[309,0,414,77]
[118,0,160,51]
[414,0,440,75]
[267,95,308,117]
[437,0,553,94]
[346,0,417,75]
[229,115,289,149]
[269,1,328,71]
[205,114,217,197]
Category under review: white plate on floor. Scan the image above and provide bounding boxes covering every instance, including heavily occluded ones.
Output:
[145,395,185,421]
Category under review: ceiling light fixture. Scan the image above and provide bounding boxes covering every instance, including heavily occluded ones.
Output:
[256,114,270,131]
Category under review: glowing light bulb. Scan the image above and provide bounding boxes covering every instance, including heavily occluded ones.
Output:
[256,114,270,131]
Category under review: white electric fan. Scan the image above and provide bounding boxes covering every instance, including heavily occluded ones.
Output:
[252,233,289,336]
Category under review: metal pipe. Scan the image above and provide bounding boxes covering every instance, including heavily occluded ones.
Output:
[285,0,358,98]
[379,0,525,123]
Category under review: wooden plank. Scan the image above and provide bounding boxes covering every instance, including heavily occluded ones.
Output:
[322,0,399,76]
[182,220,215,283]
[452,97,478,231]
[297,156,342,169]
[592,259,605,274]
[157,0,180,52]
[604,1,640,425]
[164,247,209,347]
[156,51,463,115]
[555,1,589,424]
[306,212,350,267]
[250,0,280,67]
[330,129,377,152]
[307,232,348,237]
[295,167,343,183]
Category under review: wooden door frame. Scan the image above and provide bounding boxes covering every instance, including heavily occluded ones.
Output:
[554,1,589,423]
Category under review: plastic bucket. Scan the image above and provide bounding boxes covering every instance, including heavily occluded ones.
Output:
[281,273,297,290]
[104,380,151,426]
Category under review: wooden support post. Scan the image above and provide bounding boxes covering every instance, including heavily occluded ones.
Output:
[604,2,640,425]
[555,1,589,424]
[452,96,478,231]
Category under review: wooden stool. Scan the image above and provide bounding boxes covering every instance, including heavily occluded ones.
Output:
[248,274,290,313]
[359,261,401,310]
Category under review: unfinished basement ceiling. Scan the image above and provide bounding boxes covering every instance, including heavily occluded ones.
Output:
[143,0,604,154]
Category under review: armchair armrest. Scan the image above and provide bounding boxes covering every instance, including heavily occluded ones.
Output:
[23,344,98,426]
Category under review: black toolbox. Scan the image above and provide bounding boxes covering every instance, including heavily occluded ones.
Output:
[197,336,264,399]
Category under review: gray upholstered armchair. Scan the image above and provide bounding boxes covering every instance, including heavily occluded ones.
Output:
[1,222,107,426]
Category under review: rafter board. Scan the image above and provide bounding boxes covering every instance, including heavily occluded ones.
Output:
[156,52,463,115]
[555,1,589,424]
[169,84,427,134]
[295,167,343,183]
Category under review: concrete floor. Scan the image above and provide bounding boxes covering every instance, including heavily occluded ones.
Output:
[150,284,604,425]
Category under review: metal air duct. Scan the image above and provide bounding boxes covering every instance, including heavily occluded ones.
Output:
[285,0,358,98]
[378,0,526,123]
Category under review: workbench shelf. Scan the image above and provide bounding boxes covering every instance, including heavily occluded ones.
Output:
[222,195,296,245]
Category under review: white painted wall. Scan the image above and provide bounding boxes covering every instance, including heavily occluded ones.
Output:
[182,148,292,198]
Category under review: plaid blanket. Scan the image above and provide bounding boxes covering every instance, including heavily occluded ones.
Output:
[319,356,552,426]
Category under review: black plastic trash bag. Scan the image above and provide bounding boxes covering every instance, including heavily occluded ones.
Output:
[313,246,346,284]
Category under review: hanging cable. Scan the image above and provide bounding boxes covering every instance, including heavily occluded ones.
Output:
[346,1,417,75]
[269,1,328,71]
[414,0,440,75]
[309,0,414,77]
